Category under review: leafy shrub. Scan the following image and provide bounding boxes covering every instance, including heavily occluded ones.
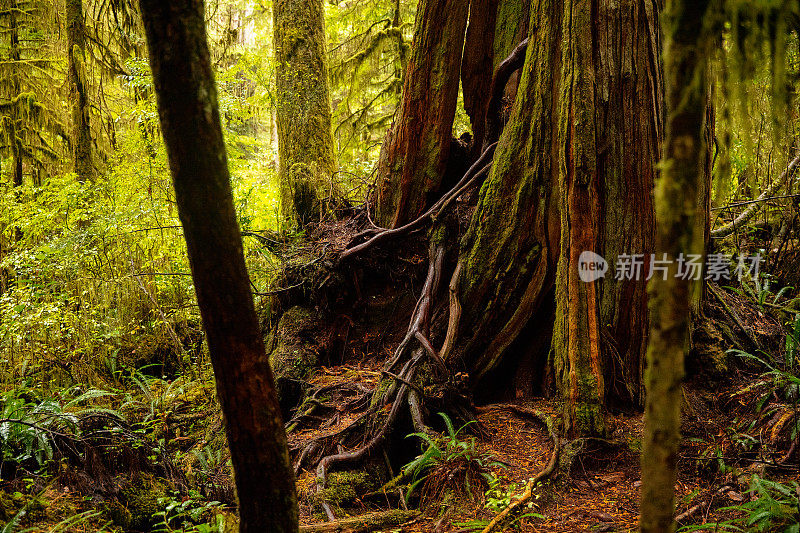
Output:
[681,476,800,533]
[403,413,503,508]
[0,386,117,470]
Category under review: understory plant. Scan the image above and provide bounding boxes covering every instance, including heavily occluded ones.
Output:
[0,385,118,470]
[403,413,503,508]
[454,474,545,531]
[681,475,800,532]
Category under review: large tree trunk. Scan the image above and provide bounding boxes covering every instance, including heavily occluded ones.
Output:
[640,0,714,530]
[274,0,338,226]
[138,1,298,531]
[67,0,93,182]
[373,0,469,227]
[452,0,662,436]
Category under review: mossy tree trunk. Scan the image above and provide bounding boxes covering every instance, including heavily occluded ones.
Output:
[67,0,93,182]
[274,0,338,226]
[640,0,714,530]
[8,0,23,189]
[373,0,469,227]
[138,1,298,531]
[451,0,663,437]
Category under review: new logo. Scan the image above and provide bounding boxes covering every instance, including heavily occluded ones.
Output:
[578,251,608,282]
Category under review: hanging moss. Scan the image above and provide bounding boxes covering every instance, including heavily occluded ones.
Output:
[722,0,798,151]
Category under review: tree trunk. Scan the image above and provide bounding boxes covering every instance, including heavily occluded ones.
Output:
[138,2,298,532]
[67,0,93,183]
[453,0,662,436]
[374,0,469,227]
[274,0,338,226]
[640,0,714,531]
[9,0,22,189]
[461,0,530,156]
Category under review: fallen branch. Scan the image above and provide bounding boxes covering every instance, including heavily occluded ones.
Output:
[300,510,419,532]
[674,484,735,525]
[712,151,800,239]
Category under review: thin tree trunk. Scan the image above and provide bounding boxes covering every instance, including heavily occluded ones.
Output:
[274,0,338,226]
[67,0,93,182]
[640,0,714,531]
[138,2,298,532]
[374,0,469,227]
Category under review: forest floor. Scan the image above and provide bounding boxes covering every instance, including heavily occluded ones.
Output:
[0,252,796,532]
[292,378,770,533]
[284,273,798,532]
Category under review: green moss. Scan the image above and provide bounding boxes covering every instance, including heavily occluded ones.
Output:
[494,0,527,65]
[310,469,381,514]
[0,491,48,524]
[0,491,26,522]
[119,474,171,530]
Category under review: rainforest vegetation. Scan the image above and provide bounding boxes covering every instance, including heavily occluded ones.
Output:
[0,0,799,531]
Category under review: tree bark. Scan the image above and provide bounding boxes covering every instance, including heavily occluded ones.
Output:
[640,0,714,531]
[453,0,662,436]
[274,0,338,226]
[138,2,299,532]
[461,0,499,154]
[67,0,93,182]
[374,0,469,227]
[462,0,531,155]
[9,0,23,189]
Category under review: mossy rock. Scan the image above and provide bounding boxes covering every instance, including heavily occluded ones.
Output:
[268,306,323,412]
[118,474,171,531]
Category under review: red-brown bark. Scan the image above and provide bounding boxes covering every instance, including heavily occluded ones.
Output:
[374,0,469,227]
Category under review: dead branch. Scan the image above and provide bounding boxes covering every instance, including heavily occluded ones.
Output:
[712,151,800,239]
[674,484,735,525]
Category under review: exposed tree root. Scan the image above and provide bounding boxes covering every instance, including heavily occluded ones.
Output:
[482,38,529,150]
[312,238,449,520]
[338,143,497,262]
[289,38,533,522]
